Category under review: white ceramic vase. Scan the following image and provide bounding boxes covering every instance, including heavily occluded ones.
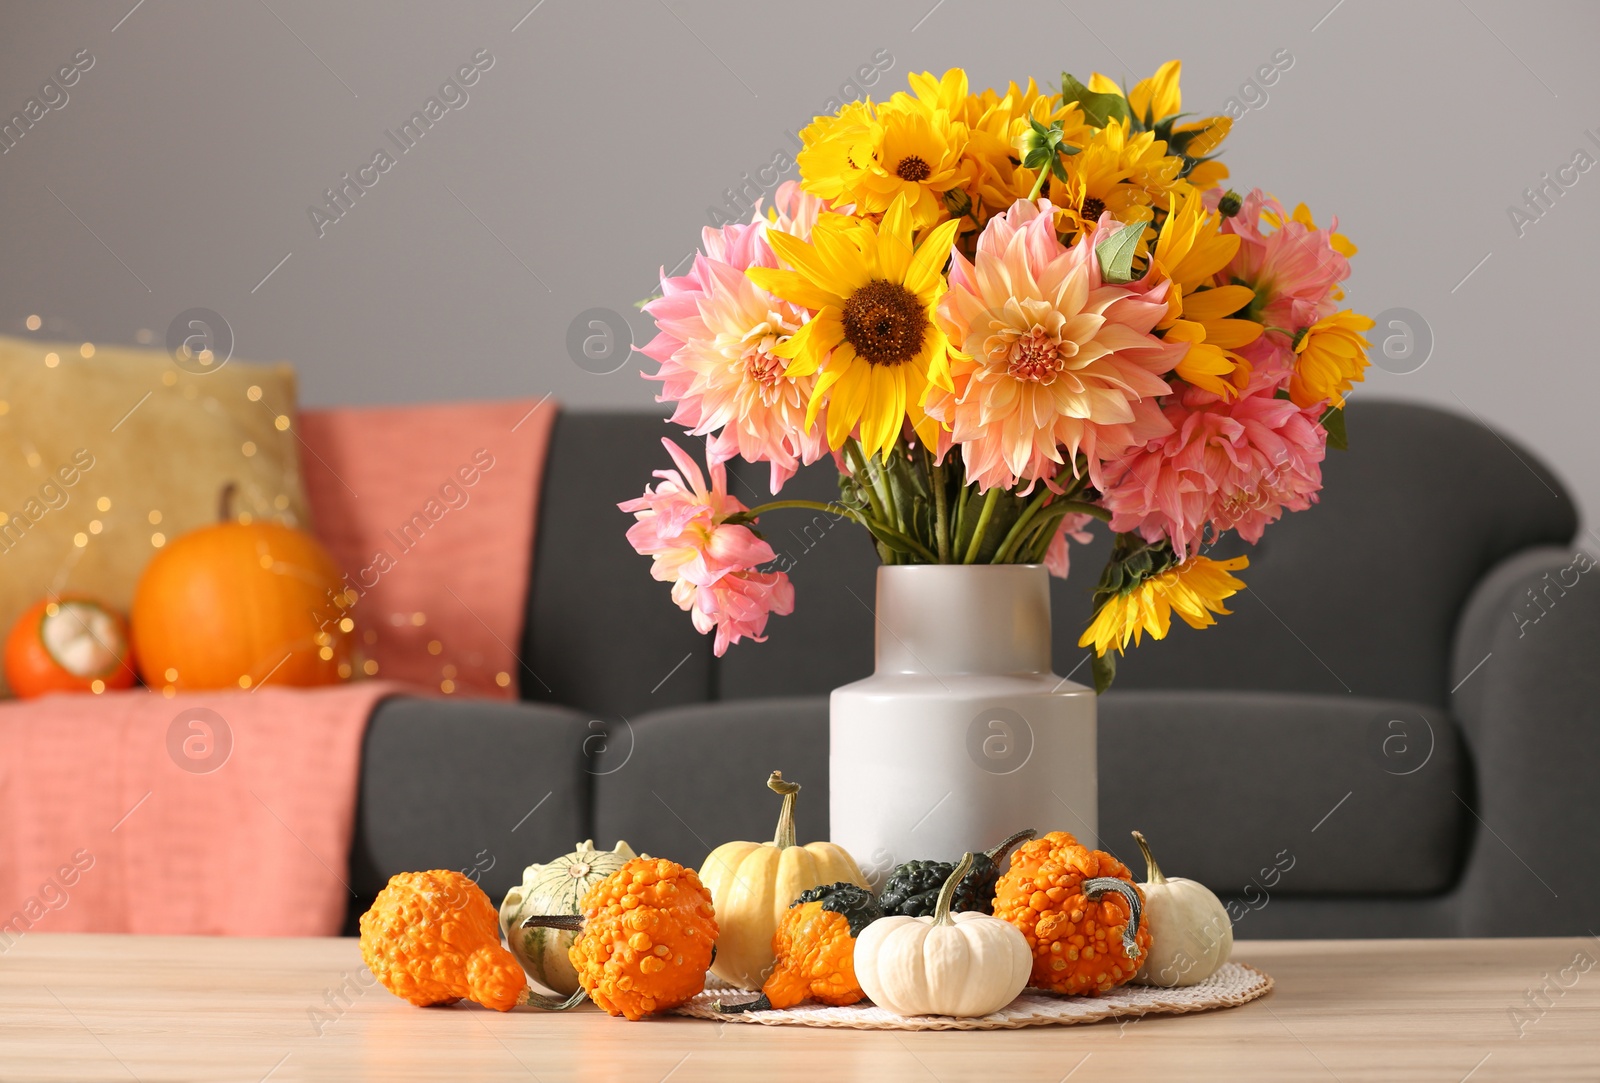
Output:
[829,564,1096,886]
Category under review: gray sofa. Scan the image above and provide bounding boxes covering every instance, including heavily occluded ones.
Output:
[343,401,1600,939]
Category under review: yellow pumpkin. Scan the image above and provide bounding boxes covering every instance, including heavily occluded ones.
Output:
[698,771,865,989]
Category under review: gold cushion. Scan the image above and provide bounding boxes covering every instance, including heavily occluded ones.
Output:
[0,334,310,696]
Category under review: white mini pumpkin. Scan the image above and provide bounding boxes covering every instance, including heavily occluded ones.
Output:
[854,853,1033,1018]
[1130,830,1233,987]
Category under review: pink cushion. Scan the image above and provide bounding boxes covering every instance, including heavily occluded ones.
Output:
[296,398,556,699]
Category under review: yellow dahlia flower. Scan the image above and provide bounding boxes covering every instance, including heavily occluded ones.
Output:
[747,195,962,459]
[1079,554,1249,656]
[1291,310,1374,409]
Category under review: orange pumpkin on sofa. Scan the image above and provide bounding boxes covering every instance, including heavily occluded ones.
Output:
[131,485,352,691]
[4,596,138,698]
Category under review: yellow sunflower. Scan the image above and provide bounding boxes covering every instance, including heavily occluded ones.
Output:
[960,79,1080,227]
[797,90,970,230]
[794,101,875,207]
[1079,555,1249,656]
[1149,190,1261,397]
[1087,61,1232,192]
[1050,120,1174,235]
[746,195,962,459]
[1290,310,1373,409]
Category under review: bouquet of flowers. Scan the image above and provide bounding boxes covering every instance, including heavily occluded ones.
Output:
[623,61,1372,691]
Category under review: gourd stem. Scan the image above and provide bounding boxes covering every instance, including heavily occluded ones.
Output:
[715,993,772,1014]
[520,914,585,931]
[1131,830,1167,885]
[932,852,975,928]
[519,987,587,1011]
[1082,876,1144,960]
[768,770,800,849]
[984,828,1037,866]
[218,481,237,523]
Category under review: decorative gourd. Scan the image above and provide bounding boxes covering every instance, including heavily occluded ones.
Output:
[720,882,883,1013]
[992,830,1150,996]
[360,869,572,1011]
[523,856,718,1021]
[698,771,866,989]
[130,483,352,691]
[1129,830,1233,987]
[854,853,1033,1018]
[4,597,137,698]
[499,840,639,997]
[878,828,1035,918]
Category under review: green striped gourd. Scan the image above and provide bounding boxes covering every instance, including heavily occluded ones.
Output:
[499,840,638,996]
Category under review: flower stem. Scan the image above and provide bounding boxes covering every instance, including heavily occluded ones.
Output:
[843,441,889,526]
[1026,165,1049,201]
[725,499,848,524]
[930,455,951,563]
[963,486,1002,564]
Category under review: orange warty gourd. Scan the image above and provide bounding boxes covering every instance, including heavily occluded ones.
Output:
[524,857,718,1021]
[722,882,881,1013]
[4,596,137,698]
[992,830,1151,996]
[130,485,352,691]
[360,870,531,1011]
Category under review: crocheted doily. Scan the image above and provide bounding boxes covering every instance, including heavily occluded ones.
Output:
[672,962,1272,1031]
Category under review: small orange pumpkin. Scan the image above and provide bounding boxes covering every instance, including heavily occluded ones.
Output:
[524,857,719,1020]
[131,484,352,691]
[4,596,138,698]
[992,830,1150,996]
[361,870,534,1011]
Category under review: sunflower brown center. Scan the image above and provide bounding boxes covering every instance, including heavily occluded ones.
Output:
[1081,196,1106,221]
[842,280,927,367]
[896,156,932,182]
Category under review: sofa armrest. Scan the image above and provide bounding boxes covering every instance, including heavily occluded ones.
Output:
[1450,544,1600,934]
[342,696,596,933]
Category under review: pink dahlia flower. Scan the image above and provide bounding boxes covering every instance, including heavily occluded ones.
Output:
[1220,189,1350,338]
[641,211,824,494]
[763,180,838,242]
[619,439,795,655]
[1044,511,1096,580]
[929,199,1185,492]
[1098,374,1327,560]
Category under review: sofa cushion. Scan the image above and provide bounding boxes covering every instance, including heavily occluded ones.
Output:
[714,457,879,700]
[1098,690,1469,896]
[343,696,594,932]
[0,334,308,697]
[523,412,713,718]
[590,691,1468,899]
[591,697,831,871]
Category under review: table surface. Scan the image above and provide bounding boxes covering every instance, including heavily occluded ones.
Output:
[1,934,1597,1082]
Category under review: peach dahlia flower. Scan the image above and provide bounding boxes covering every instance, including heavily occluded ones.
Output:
[929,199,1186,491]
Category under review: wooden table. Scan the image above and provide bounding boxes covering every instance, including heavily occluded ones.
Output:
[1,934,1597,1081]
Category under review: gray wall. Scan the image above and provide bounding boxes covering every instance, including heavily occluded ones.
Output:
[3,0,1597,539]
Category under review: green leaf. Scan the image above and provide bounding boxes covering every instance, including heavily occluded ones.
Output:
[1272,388,1291,401]
[1095,221,1144,284]
[1090,650,1117,695]
[1319,404,1348,451]
[1061,72,1130,130]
